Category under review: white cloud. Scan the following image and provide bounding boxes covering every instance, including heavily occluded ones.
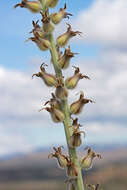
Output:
[73,0,127,47]
[84,122,127,144]
[0,50,127,155]
[0,124,33,155]
[0,66,52,118]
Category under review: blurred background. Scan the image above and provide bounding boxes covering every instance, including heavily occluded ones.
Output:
[0,0,127,190]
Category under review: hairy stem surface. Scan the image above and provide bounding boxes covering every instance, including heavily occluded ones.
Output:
[49,33,84,190]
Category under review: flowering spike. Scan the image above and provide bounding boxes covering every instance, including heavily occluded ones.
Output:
[70,92,94,115]
[32,63,57,87]
[51,3,72,25]
[56,24,82,47]
[41,11,55,33]
[55,77,68,100]
[65,66,90,89]
[48,146,69,168]
[14,0,41,13]
[57,46,78,69]
[81,148,102,170]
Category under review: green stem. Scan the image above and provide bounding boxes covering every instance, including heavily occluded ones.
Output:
[49,33,84,190]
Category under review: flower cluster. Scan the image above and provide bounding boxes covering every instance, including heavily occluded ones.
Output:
[14,1,102,189]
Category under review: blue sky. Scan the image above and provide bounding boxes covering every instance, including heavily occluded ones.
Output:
[0,0,127,156]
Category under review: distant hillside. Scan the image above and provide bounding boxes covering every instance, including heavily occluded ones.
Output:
[0,147,126,190]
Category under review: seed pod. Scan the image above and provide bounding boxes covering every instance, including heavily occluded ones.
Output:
[65,66,90,89]
[28,33,51,51]
[51,4,72,25]
[45,0,59,8]
[30,20,46,38]
[14,0,41,13]
[56,23,82,47]
[70,92,94,115]
[41,12,54,33]
[57,46,77,69]
[41,105,65,123]
[32,63,57,87]
[69,118,85,148]
[66,159,78,178]
[48,146,69,168]
[81,148,102,170]
[55,77,68,100]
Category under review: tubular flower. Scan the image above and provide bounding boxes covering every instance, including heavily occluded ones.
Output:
[41,104,65,123]
[51,4,72,25]
[66,159,78,178]
[30,20,46,38]
[56,23,82,47]
[70,91,94,115]
[28,33,51,51]
[57,46,77,69]
[65,66,90,89]
[55,77,68,100]
[86,184,100,190]
[14,0,41,13]
[48,146,69,168]
[41,11,55,33]
[45,0,59,8]
[44,93,61,110]
[32,63,57,87]
[69,118,85,148]
[81,148,102,170]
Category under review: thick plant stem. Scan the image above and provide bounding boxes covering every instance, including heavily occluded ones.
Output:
[49,33,84,190]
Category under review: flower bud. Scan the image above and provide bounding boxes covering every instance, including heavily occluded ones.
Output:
[57,46,77,69]
[56,24,82,47]
[65,66,90,89]
[30,20,46,38]
[44,93,61,110]
[55,77,68,100]
[69,118,85,148]
[69,133,81,148]
[51,4,72,25]
[41,12,54,33]
[81,148,102,170]
[14,0,41,13]
[71,118,82,129]
[28,33,51,51]
[32,63,57,87]
[48,146,69,168]
[70,92,94,115]
[66,159,78,178]
[45,0,59,8]
[41,105,65,123]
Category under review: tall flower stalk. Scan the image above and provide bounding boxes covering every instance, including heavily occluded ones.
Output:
[14,1,101,189]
